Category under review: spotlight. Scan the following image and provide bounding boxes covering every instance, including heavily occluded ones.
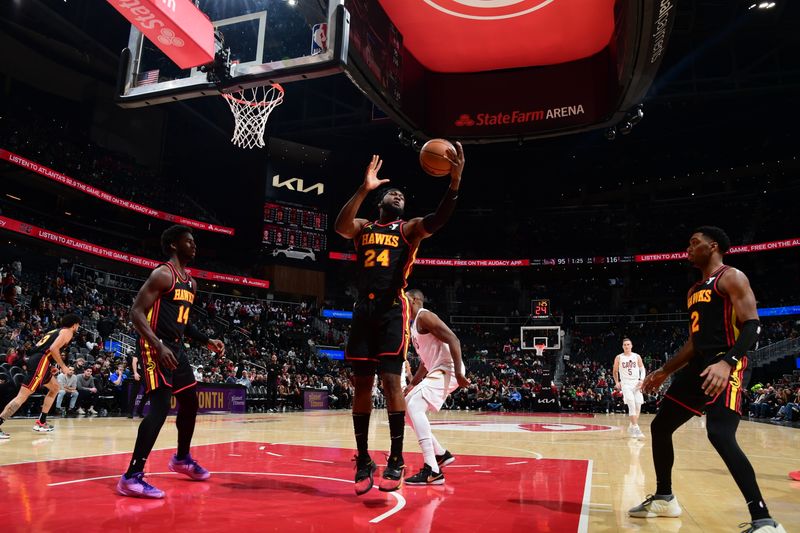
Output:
[604,127,617,141]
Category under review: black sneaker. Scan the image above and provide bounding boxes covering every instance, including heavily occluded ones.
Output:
[436,450,455,467]
[353,455,377,496]
[405,464,445,486]
[378,455,406,492]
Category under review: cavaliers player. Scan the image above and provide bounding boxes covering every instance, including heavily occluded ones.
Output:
[117,225,225,498]
[630,227,785,533]
[613,338,646,439]
[403,289,469,485]
[335,144,465,494]
[0,314,80,439]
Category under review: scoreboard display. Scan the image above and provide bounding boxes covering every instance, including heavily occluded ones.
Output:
[531,299,551,319]
[263,202,328,252]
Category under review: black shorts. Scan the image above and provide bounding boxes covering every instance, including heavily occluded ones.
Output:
[345,293,410,376]
[139,341,196,394]
[22,353,55,392]
[663,351,751,416]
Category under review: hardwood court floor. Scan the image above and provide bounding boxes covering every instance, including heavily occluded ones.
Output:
[1,410,798,532]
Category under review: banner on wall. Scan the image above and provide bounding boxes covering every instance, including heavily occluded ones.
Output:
[0,216,268,288]
[329,237,800,268]
[0,149,235,235]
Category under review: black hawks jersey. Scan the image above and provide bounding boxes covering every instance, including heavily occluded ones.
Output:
[686,265,744,355]
[146,262,195,347]
[30,328,62,359]
[355,219,418,296]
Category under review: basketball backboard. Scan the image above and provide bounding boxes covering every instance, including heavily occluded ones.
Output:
[117,0,348,107]
[521,326,562,352]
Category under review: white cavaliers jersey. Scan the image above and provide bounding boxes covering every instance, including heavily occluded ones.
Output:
[618,353,641,383]
[411,308,465,376]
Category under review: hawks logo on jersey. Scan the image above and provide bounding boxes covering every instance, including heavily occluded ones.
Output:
[355,220,418,295]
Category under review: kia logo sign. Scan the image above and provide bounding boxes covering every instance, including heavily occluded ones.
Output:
[272,174,325,196]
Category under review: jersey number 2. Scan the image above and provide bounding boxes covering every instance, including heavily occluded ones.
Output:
[690,311,700,333]
[177,306,190,324]
[364,249,390,268]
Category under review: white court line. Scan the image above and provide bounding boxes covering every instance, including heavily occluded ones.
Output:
[301,459,334,464]
[266,452,282,457]
[49,471,406,524]
[228,454,242,457]
[505,461,528,465]
[49,472,175,486]
[474,470,491,474]
[471,444,544,460]
[578,459,593,533]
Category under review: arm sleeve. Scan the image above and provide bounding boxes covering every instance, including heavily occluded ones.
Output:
[722,319,760,367]
[639,366,646,380]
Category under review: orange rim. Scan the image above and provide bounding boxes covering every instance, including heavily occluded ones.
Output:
[222,83,284,107]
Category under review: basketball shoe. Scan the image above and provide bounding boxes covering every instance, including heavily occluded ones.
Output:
[0,429,10,439]
[740,519,787,532]
[116,472,165,499]
[168,453,210,480]
[436,450,455,467]
[378,455,406,492]
[353,455,377,495]
[33,421,54,432]
[631,426,645,440]
[628,494,682,518]
[405,464,445,486]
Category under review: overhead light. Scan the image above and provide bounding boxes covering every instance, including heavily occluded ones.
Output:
[287,0,297,5]
[65,211,72,216]
[5,194,21,201]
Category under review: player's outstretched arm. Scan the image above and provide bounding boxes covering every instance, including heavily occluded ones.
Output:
[335,155,387,239]
[642,337,695,393]
[700,268,760,396]
[130,266,177,370]
[405,142,465,242]
[417,309,470,388]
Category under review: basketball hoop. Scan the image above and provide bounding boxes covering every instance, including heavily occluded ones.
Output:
[222,84,285,149]
[534,344,546,357]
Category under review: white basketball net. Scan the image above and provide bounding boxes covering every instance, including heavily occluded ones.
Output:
[222,84,285,149]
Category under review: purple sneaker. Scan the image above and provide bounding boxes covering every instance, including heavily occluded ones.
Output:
[168,453,210,480]
[116,472,165,499]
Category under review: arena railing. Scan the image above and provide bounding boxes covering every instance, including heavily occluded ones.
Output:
[750,337,800,368]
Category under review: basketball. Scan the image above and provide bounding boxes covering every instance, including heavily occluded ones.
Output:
[419,138,455,177]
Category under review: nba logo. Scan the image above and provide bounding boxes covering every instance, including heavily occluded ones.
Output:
[311,23,327,56]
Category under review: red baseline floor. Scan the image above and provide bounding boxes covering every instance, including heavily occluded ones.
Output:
[2,441,590,532]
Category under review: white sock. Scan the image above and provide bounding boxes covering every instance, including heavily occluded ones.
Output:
[418,437,439,473]
[431,435,446,456]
